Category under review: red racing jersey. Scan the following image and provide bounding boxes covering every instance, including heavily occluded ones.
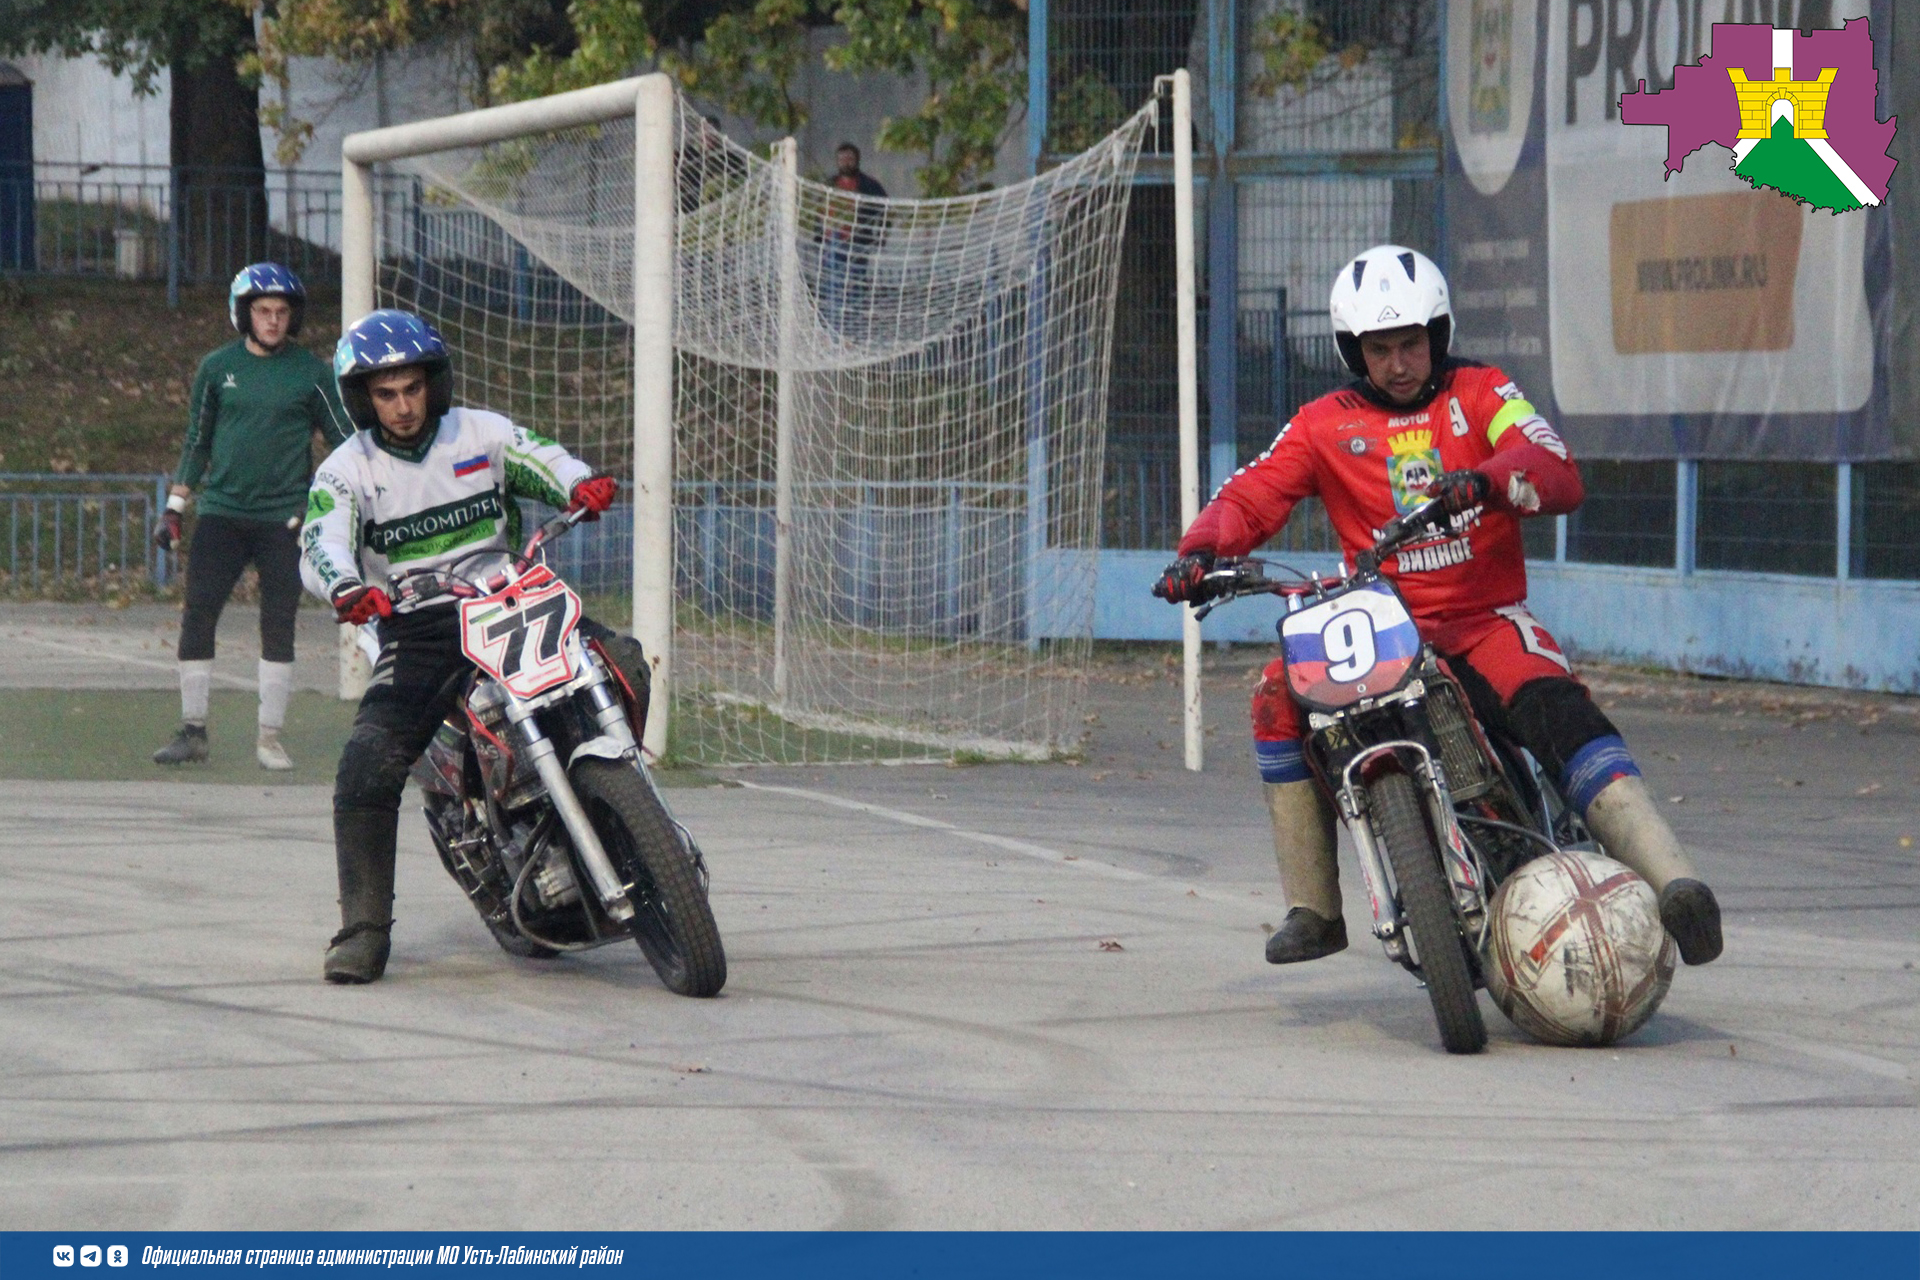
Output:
[1178,361,1584,624]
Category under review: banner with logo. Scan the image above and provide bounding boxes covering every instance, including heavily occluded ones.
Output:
[1443,0,1902,460]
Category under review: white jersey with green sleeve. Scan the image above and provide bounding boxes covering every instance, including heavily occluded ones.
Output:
[299,407,594,608]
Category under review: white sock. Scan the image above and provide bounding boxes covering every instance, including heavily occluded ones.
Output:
[258,659,294,734]
[180,660,213,726]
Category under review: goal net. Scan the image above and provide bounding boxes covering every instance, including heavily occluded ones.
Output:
[355,77,1153,764]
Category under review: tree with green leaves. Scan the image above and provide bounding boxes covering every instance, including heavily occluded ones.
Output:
[0,0,272,277]
[259,0,1025,196]
[0,0,264,171]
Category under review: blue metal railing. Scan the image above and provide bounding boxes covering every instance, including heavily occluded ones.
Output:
[0,164,343,297]
[0,473,173,594]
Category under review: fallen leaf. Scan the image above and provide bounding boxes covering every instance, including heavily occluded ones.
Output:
[1259,922,1274,934]
[1097,937,1124,951]
[1728,1044,1736,1058]
[1063,854,1079,861]
[1186,889,1198,897]
[673,1063,709,1074]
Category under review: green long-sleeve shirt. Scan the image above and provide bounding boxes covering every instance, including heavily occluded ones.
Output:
[175,340,354,522]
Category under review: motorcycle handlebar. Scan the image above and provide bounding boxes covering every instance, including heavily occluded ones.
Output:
[385,504,589,603]
[1186,497,1450,616]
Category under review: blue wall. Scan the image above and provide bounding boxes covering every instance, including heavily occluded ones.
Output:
[1076,550,1920,694]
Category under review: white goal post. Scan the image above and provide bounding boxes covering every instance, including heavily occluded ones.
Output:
[338,74,1153,765]
[340,75,677,758]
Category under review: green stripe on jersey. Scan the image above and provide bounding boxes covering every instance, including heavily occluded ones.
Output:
[1486,399,1537,446]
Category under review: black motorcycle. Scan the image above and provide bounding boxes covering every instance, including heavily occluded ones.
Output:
[1182,497,1587,1052]
[389,508,726,997]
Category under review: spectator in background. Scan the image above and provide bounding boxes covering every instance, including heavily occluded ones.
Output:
[152,262,352,771]
[819,143,888,338]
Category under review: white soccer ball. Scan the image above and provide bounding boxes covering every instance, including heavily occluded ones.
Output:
[1484,851,1676,1047]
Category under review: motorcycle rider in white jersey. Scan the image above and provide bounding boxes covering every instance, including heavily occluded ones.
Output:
[302,309,649,984]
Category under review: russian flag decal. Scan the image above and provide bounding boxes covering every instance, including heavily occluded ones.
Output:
[453,454,490,478]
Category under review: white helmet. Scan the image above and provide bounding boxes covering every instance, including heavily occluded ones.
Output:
[1329,244,1452,382]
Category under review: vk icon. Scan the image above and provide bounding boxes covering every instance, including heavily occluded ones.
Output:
[108,1247,129,1267]
[81,1246,103,1267]
[53,1246,75,1266]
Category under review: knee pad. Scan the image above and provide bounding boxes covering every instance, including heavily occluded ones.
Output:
[333,720,419,814]
[1505,676,1623,784]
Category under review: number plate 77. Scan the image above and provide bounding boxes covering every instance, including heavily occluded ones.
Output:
[459,573,582,699]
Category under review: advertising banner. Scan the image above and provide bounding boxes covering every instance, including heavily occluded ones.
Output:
[1444,0,1900,460]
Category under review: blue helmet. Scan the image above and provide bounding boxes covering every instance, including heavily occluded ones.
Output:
[334,309,453,432]
[229,262,306,338]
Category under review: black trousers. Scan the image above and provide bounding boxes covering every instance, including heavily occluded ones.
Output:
[333,605,649,823]
[178,514,303,663]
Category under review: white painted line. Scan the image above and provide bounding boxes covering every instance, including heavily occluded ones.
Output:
[1806,138,1880,206]
[2,629,258,689]
[1742,1030,1911,1083]
[735,779,1260,910]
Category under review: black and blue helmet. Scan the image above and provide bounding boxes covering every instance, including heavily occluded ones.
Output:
[228,262,306,338]
[333,309,454,432]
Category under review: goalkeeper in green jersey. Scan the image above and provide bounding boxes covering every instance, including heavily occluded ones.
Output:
[152,263,352,770]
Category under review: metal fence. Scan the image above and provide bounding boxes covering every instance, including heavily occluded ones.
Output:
[0,474,173,596]
[0,163,343,292]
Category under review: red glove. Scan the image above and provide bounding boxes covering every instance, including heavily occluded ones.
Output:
[330,582,392,625]
[1426,469,1491,515]
[153,511,183,551]
[568,475,617,521]
[1152,551,1216,603]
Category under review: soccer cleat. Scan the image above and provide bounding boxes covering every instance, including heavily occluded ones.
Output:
[153,723,209,765]
[256,730,294,771]
[1658,878,1723,966]
[1265,907,1349,964]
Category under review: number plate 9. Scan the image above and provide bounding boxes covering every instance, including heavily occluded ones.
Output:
[1279,580,1422,711]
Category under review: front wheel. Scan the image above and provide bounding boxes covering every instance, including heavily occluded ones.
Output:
[571,759,727,997]
[1370,771,1486,1054]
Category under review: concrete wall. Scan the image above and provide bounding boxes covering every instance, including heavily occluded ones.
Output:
[13,52,167,168]
[1078,550,1920,694]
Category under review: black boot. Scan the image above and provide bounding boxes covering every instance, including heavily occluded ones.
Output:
[1265,907,1349,964]
[325,809,398,984]
[153,723,209,765]
[1658,878,1723,966]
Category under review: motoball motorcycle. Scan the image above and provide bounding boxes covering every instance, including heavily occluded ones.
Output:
[388,507,727,997]
[1189,497,1585,1053]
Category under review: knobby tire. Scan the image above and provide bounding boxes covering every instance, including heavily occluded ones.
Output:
[572,759,727,997]
[1371,771,1487,1054]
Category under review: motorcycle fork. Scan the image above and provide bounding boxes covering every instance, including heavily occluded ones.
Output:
[498,696,636,922]
[1335,741,1492,964]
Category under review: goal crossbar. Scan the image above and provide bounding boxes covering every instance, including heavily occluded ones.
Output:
[339,74,677,760]
[338,77,1153,765]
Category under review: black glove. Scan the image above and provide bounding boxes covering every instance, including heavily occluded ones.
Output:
[1153,551,1216,603]
[1427,469,1490,515]
[152,510,183,551]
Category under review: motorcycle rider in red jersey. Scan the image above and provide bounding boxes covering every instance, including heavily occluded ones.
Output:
[1156,245,1723,968]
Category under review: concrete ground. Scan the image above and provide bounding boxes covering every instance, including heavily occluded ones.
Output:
[0,605,1916,1229]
